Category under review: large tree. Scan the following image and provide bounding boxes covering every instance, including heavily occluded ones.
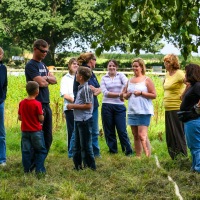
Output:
[0,0,111,65]
[94,0,200,59]
[0,0,77,65]
[1,0,199,62]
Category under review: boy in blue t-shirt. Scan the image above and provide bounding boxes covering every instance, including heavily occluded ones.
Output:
[67,66,96,170]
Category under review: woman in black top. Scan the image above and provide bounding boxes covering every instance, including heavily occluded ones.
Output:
[180,63,200,173]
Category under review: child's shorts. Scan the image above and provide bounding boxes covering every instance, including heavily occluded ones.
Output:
[127,114,151,126]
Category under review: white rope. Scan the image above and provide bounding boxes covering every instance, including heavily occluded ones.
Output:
[154,155,183,200]
[168,176,183,200]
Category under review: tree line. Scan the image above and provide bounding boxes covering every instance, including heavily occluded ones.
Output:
[0,0,199,65]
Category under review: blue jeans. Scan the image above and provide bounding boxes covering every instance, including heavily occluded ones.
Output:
[92,107,100,157]
[73,117,96,170]
[0,102,6,164]
[21,131,47,173]
[70,108,100,158]
[68,123,75,158]
[184,118,200,172]
[42,103,53,151]
[102,103,133,155]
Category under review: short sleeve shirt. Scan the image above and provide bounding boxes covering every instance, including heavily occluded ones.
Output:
[18,99,43,132]
[73,82,93,121]
[163,70,185,110]
[25,59,50,103]
[73,65,100,109]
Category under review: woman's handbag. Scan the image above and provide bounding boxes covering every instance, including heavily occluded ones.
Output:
[177,107,200,122]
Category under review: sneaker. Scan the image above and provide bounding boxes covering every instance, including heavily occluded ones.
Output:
[0,162,6,166]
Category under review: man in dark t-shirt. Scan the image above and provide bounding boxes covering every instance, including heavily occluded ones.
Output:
[25,39,57,152]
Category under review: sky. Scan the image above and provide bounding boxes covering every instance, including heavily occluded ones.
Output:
[160,42,181,55]
[65,39,200,56]
[160,41,200,56]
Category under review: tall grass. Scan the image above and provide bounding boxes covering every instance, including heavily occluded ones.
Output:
[1,72,200,200]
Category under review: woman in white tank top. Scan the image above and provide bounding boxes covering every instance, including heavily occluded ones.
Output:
[124,58,156,158]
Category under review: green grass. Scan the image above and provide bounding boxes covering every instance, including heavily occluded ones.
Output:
[1,73,200,199]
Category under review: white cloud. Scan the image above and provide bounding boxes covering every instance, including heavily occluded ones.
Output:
[159,40,200,56]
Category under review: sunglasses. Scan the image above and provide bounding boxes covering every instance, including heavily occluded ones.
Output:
[36,47,49,54]
[92,58,96,61]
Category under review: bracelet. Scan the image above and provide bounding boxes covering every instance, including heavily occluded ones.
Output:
[118,93,120,97]
[141,91,142,95]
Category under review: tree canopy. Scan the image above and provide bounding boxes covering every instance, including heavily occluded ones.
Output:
[94,0,200,60]
[0,0,199,64]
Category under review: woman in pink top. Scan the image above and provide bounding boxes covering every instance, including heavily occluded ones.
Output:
[101,59,133,156]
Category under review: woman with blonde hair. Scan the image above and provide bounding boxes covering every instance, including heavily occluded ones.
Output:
[73,52,101,157]
[163,54,187,159]
[124,58,156,157]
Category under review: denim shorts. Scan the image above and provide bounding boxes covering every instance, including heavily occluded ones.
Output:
[127,114,151,126]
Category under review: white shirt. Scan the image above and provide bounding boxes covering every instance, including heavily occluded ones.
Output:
[60,73,75,111]
[127,77,154,115]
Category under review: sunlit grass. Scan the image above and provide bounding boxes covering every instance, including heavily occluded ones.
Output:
[1,73,200,199]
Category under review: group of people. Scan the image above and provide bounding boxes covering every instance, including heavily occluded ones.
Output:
[163,54,200,173]
[1,39,200,174]
[60,54,157,171]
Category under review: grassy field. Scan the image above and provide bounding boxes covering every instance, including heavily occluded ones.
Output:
[1,73,200,200]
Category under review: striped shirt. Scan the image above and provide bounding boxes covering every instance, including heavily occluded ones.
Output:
[74,82,93,121]
[101,72,128,105]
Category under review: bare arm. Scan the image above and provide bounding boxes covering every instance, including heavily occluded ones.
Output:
[38,114,44,122]
[33,72,57,87]
[89,85,101,96]
[123,82,132,100]
[33,76,49,87]
[141,78,156,99]
[67,103,92,110]
[63,94,74,103]
[18,114,22,121]
[46,72,57,84]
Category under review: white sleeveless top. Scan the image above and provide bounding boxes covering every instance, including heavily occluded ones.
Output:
[127,77,154,115]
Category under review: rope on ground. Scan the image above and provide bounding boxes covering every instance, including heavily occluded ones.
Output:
[154,155,183,200]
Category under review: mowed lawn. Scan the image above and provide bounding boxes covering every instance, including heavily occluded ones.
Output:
[0,73,200,200]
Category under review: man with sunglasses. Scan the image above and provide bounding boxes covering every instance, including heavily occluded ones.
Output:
[25,39,57,170]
